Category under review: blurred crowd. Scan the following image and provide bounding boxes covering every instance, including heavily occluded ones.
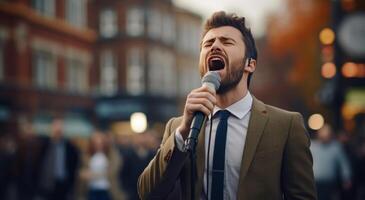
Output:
[0,118,159,200]
[310,113,365,200]
[1,114,365,200]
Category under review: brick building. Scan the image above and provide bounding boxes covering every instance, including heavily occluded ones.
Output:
[0,0,202,137]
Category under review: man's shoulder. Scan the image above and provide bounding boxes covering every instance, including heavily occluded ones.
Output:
[253,96,301,117]
[254,98,303,123]
[265,104,301,117]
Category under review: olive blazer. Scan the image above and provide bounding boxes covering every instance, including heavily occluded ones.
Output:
[138,97,317,200]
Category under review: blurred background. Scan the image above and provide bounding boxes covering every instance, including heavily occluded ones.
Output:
[0,0,364,200]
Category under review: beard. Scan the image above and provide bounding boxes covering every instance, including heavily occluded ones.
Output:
[216,66,244,94]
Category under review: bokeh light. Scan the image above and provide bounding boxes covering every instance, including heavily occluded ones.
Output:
[321,62,336,78]
[308,113,325,130]
[130,112,147,133]
[319,28,335,45]
[342,62,358,78]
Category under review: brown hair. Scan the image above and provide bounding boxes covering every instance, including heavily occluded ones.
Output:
[88,132,110,156]
[202,11,258,87]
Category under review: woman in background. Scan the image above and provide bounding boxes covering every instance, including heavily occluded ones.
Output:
[78,131,124,200]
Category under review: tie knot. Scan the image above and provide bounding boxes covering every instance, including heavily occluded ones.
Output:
[218,110,230,120]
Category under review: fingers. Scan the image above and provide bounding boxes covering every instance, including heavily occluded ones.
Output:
[187,92,216,105]
[186,98,214,115]
[185,86,217,116]
[179,86,217,138]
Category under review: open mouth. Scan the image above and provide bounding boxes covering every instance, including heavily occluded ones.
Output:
[208,57,225,71]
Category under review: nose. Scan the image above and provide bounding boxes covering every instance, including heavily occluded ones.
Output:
[210,39,223,53]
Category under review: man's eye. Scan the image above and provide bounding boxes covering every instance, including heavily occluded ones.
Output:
[204,43,212,47]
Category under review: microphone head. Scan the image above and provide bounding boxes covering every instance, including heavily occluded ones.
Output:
[202,71,221,92]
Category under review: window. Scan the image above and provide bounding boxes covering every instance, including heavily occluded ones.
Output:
[178,62,200,96]
[0,42,4,81]
[126,7,144,37]
[127,48,145,95]
[177,22,200,54]
[99,9,117,38]
[161,13,175,44]
[32,0,55,17]
[33,50,57,89]
[66,0,86,27]
[100,50,117,95]
[147,9,161,39]
[0,28,7,81]
[66,58,88,93]
[148,48,176,96]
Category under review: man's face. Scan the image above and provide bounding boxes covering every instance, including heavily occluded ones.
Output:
[317,124,332,143]
[199,26,247,94]
[51,119,64,140]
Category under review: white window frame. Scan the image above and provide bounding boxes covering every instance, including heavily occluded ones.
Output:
[148,48,176,96]
[33,50,57,89]
[0,41,4,81]
[147,9,161,39]
[32,0,55,17]
[66,58,88,93]
[100,50,118,95]
[127,47,145,95]
[99,9,118,38]
[126,7,144,37]
[66,0,86,28]
[161,12,175,44]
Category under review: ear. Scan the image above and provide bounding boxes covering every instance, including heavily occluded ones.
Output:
[244,58,256,73]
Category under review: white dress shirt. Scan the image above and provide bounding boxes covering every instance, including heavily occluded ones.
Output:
[176,91,253,200]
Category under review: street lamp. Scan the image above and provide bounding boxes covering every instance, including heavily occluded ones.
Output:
[130,112,147,133]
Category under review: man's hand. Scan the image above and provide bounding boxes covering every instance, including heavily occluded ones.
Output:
[177,85,216,140]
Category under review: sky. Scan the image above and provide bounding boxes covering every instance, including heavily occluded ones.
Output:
[173,0,285,38]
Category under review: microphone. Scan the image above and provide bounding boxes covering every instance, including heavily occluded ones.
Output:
[184,71,221,152]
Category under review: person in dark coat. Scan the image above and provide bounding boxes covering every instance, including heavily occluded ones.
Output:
[37,118,80,200]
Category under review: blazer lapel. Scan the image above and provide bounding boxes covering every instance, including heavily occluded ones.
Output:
[195,119,206,198]
[237,97,268,193]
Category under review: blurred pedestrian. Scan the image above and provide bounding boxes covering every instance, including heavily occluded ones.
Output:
[14,120,46,200]
[310,124,352,200]
[0,125,17,200]
[78,131,124,200]
[120,131,157,200]
[352,113,365,200]
[37,118,80,200]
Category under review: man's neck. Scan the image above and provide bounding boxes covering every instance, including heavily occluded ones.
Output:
[216,81,248,108]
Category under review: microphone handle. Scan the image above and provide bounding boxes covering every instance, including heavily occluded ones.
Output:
[184,111,206,152]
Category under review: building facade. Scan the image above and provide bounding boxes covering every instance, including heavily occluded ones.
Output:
[0,0,202,137]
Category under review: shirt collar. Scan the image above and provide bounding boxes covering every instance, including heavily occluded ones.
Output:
[210,91,253,120]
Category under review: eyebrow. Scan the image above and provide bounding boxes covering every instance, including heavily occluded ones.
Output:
[202,36,237,45]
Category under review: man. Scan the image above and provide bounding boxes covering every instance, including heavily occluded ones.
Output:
[37,118,80,200]
[311,124,351,200]
[138,11,317,200]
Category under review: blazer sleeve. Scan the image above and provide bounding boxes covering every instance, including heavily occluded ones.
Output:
[282,113,318,200]
[137,117,188,200]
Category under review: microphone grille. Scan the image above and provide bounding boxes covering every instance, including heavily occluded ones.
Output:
[202,71,221,91]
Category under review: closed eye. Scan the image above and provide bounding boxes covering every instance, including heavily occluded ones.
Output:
[224,42,234,45]
[203,43,213,48]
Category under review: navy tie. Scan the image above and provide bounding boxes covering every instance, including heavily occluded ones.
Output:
[211,110,230,200]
